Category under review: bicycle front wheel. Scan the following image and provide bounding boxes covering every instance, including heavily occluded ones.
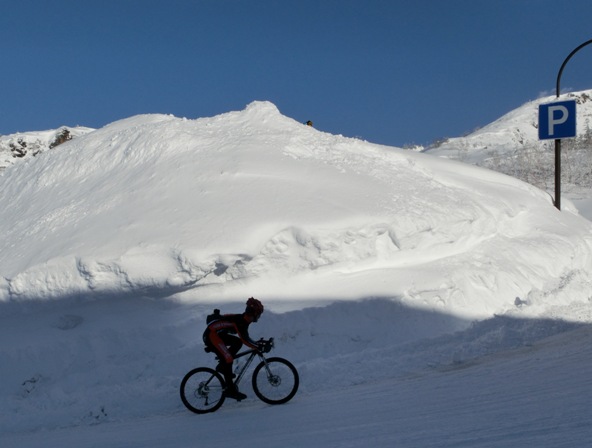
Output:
[252,357,299,405]
[180,367,226,414]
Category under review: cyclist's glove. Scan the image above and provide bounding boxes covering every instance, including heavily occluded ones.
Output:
[258,340,272,353]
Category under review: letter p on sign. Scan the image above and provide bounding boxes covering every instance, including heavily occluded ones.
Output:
[539,100,577,140]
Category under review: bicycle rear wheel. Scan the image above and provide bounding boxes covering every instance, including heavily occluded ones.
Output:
[252,357,299,405]
[180,367,226,414]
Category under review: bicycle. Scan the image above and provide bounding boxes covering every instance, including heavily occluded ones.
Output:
[180,338,299,414]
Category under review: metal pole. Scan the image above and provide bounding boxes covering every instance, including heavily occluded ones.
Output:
[554,138,561,210]
[554,38,592,210]
[556,39,592,98]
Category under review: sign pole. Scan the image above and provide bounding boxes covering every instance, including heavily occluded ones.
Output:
[554,138,561,210]
[539,100,576,209]
[552,38,592,210]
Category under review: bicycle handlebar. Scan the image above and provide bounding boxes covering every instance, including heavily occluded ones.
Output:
[257,337,274,353]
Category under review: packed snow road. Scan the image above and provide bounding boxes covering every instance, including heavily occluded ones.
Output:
[2,312,591,448]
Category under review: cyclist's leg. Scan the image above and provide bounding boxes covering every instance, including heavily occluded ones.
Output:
[215,356,246,400]
[221,335,248,400]
[213,334,243,381]
[207,333,236,384]
[206,333,246,400]
[220,333,243,357]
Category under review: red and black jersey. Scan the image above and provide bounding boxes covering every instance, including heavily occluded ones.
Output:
[203,313,258,350]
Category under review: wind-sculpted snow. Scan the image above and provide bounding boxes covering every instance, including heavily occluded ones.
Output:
[1,101,592,320]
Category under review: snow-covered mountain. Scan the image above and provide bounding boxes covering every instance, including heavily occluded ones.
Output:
[425,89,592,164]
[2,101,592,446]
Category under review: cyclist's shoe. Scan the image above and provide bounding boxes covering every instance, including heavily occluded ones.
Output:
[225,384,247,401]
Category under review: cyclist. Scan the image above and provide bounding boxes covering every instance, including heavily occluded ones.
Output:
[202,297,265,401]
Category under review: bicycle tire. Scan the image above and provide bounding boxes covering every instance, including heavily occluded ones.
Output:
[180,367,226,414]
[252,357,299,405]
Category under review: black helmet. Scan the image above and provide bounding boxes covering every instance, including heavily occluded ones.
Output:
[245,297,264,321]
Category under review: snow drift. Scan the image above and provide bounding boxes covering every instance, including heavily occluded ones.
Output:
[2,101,592,320]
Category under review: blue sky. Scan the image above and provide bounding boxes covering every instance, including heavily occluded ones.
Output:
[2,0,592,147]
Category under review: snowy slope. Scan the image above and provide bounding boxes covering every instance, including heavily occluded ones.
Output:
[2,102,592,446]
[425,89,592,164]
[2,101,591,318]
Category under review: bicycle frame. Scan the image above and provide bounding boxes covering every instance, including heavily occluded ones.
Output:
[231,348,267,388]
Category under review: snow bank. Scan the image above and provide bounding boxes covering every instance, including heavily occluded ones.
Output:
[2,101,592,320]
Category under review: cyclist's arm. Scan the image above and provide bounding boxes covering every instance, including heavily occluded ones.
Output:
[234,317,259,349]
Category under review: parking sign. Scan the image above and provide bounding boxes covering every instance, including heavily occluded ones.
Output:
[539,100,577,140]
